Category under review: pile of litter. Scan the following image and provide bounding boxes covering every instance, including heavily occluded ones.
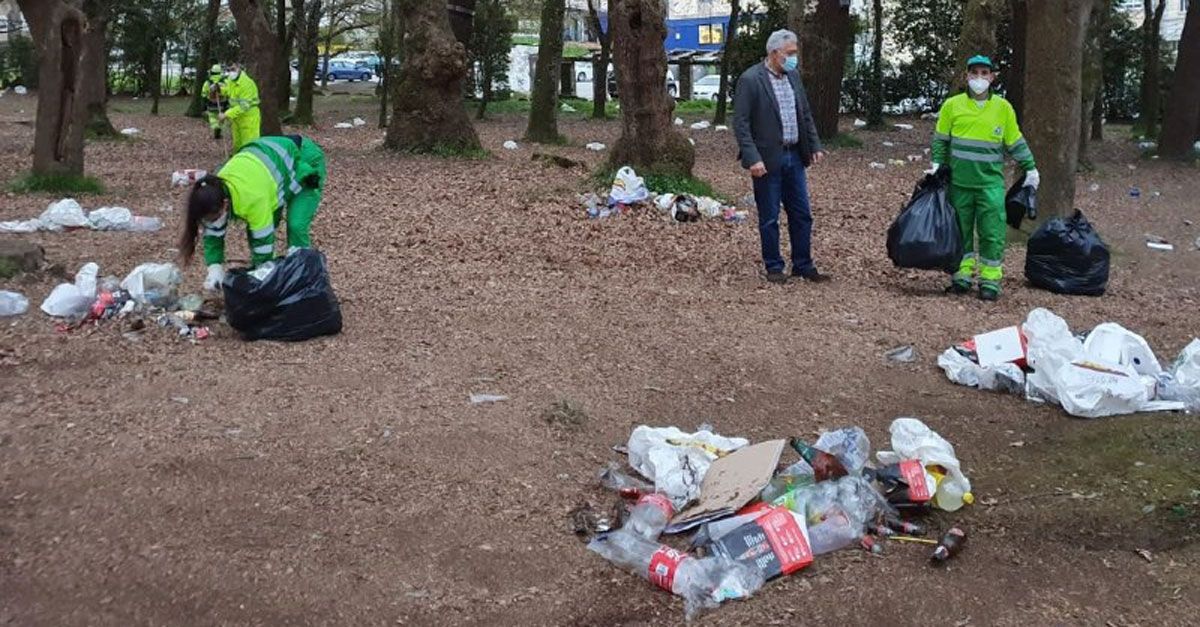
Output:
[939,307,1200,417]
[36,260,215,341]
[579,166,748,223]
[580,419,973,619]
[0,199,162,233]
[334,117,368,129]
[171,169,207,187]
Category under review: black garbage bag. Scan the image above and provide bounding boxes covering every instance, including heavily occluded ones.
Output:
[1024,210,1110,296]
[887,170,964,273]
[1005,173,1038,229]
[223,248,343,341]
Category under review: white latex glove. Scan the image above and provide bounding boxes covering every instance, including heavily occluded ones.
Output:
[1023,168,1040,190]
[203,264,226,291]
[924,163,941,176]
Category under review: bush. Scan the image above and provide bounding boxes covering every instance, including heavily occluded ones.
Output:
[3,34,38,88]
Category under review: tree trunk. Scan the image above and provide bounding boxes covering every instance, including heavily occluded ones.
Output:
[713,0,739,125]
[448,0,476,46]
[786,0,805,37]
[608,0,694,177]
[1078,0,1106,169]
[1008,0,1027,119]
[187,0,221,118]
[150,42,162,115]
[17,0,87,177]
[866,0,883,127]
[801,0,851,141]
[587,0,610,120]
[1159,0,1200,159]
[81,0,115,138]
[229,0,283,135]
[1091,85,1104,140]
[379,0,398,128]
[1138,0,1166,137]
[293,0,322,125]
[276,0,293,113]
[1023,0,1092,219]
[952,0,1003,93]
[525,0,565,143]
[321,33,333,87]
[384,0,480,152]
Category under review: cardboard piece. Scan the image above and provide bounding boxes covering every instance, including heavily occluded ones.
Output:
[974,325,1026,368]
[664,439,785,534]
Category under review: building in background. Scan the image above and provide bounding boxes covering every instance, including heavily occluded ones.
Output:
[1119,0,1190,45]
[0,0,26,44]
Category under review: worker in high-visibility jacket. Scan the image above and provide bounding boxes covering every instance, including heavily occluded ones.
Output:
[929,55,1039,302]
[202,64,227,140]
[217,62,261,151]
[178,135,327,290]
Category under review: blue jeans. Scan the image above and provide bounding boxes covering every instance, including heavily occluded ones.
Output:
[752,147,814,275]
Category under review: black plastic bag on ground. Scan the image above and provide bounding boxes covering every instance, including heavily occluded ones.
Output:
[1005,173,1037,229]
[887,170,964,273]
[1024,209,1110,296]
[223,248,343,341]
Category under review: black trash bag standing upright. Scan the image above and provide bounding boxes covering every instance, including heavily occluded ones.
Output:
[1005,173,1038,229]
[887,169,964,273]
[223,248,343,341]
[1024,209,1110,296]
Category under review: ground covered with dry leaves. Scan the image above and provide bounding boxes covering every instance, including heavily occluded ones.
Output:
[2,92,1199,625]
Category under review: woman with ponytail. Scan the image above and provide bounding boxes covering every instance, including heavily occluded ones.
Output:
[179,134,326,290]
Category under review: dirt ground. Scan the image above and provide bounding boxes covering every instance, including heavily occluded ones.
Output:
[2,92,1199,626]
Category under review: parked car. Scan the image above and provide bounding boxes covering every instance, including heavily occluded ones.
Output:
[607,69,677,100]
[320,60,372,82]
[690,74,730,102]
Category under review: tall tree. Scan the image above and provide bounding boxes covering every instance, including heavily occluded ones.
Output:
[276,0,294,113]
[187,0,223,118]
[377,0,401,128]
[81,0,116,137]
[1023,0,1092,219]
[448,0,476,45]
[472,0,515,119]
[801,0,851,140]
[1078,0,1108,169]
[229,0,283,134]
[293,0,323,125]
[1007,0,1027,118]
[525,0,565,143]
[608,0,694,176]
[586,0,611,120]
[951,0,1004,92]
[866,0,883,127]
[384,0,480,152]
[1159,0,1199,159]
[713,0,740,125]
[1138,0,1167,137]
[16,0,88,176]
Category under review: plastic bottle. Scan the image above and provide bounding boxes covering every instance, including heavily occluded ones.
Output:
[625,492,674,540]
[931,527,967,563]
[789,439,848,482]
[587,530,764,619]
[0,291,30,316]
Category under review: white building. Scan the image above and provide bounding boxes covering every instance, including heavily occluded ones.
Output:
[0,0,25,44]
[1119,0,1190,43]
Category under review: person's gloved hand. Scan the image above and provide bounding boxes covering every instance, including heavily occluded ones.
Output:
[924,163,942,176]
[1023,168,1040,190]
[301,173,321,189]
[204,264,226,291]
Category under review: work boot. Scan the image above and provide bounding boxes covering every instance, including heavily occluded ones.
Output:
[793,269,832,283]
[945,280,971,295]
[765,271,789,284]
[978,285,999,301]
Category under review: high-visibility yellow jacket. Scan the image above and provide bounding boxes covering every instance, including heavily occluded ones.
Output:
[222,71,260,122]
[931,93,1036,189]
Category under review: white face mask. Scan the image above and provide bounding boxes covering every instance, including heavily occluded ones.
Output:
[226,70,239,80]
[968,77,990,95]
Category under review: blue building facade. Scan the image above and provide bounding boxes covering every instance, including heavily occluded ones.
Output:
[664,16,731,52]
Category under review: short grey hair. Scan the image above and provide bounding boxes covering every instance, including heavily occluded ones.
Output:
[766,29,798,54]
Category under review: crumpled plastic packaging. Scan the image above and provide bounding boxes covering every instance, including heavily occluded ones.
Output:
[0,291,30,317]
[120,263,183,306]
[626,425,749,509]
[608,166,650,205]
[876,417,972,511]
[813,426,871,475]
[87,207,134,230]
[1082,322,1162,376]
[938,348,1026,394]
[38,198,90,231]
[1022,308,1085,404]
[41,262,99,317]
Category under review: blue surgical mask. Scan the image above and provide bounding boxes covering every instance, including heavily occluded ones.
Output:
[783,55,799,72]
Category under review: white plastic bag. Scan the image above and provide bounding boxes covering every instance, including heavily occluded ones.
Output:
[38,198,89,230]
[585,142,607,151]
[626,425,749,508]
[87,206,134,230]
[695,197,724,219]
[121,263,183,305]
[171,169,207,187]
[0,291,29,316]
[1169,339,1200,389]
[608,166,649,205]
[876,417,972,511]
[1022,308,1084,403]
[690,121,711,130]
[1055,359,1161,418]
[1082,322,1162,376]
[352,117,366,126]
[40,262,99,317]
[502,140,519,150]
[937,348,1025,394]
[0,219,42,233]
[813,427,870,475]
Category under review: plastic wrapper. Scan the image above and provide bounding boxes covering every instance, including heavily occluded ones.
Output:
[937,348,1025,394]
[121,263,183,307]
[608,166,650,205]
[38,198,90,230]
[40,262,99,318]
[625,425,749,509]
[1082,322,1162,376]
[876,418,972,511]
[0,291,30,316]
[814,427,871,475]
[222,248,343,341]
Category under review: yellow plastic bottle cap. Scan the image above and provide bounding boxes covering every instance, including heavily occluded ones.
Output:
[962,491,975,505]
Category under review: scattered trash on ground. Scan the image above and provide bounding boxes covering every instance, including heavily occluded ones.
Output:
[882,141,895,147]
[906,154,923,162]
[690,121,711,130]
[584,167,747,224]
[939,307,1199,417]
[1146,241,1174,251]
[223,249,342,341]
[714,125,728,131]
[869,162,886,170]
[14,85,28,95]
[502,140,519,150]
[120,128,140,136]
[171,169,207,187]
[1024,210,1109,295]
[561,103,576,112]
[585,142,607,151]
[0,198,162,233]
[894,123,914,130]
[885,345,916,363]
[609,166,650,205]
[469,393,509,404]
[352,117,366,127]
[333,122,353,129]
[674,117,684,126]
[887,170,962,273]
[1129,186,1141,197]
[853,118,867,128]
[888,159,906,167]
[0,291,29,317]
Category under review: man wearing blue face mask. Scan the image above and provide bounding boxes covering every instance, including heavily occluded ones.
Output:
[733,29,828,284]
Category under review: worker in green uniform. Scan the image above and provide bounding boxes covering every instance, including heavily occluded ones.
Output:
[178,135,327,291]
[929,55,1039,301]
[202,64,227,140]
[218,62,261,151]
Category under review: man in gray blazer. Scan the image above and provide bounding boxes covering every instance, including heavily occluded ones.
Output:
[733,29,829,284]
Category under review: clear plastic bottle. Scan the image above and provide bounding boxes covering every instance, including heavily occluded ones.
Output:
[624,492,674,540]
[587,530,764,619]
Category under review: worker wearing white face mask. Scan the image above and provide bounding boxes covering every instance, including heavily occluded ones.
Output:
[927,55,1038,302]
[217,62,261,151]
